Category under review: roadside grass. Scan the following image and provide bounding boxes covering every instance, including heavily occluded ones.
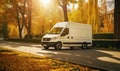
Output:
[0,47,101,71]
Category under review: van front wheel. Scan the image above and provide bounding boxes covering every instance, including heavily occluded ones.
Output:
[55,43,62,50]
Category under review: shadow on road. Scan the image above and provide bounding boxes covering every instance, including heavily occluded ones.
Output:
[38,48,120,71]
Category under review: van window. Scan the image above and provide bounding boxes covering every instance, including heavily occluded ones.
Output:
[61,28,69,36]
[49,27,63,34]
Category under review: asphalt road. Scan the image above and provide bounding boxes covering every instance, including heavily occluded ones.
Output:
[0,41,120,71]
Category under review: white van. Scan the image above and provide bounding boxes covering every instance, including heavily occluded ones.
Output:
[41,22,92,49]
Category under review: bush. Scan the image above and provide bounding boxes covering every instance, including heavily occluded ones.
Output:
[93,33,113,39]
[93,40,120,48]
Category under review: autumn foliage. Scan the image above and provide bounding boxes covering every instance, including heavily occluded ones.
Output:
[0,0,114,39]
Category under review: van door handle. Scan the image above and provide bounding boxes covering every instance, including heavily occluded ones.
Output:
[67,36,69,39]
[71,36,73,39]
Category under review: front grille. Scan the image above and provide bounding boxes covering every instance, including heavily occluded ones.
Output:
[43,38,51,41]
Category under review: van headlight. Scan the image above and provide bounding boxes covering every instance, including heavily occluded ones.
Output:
[43,38,51,41]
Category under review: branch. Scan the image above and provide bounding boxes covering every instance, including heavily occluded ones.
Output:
[9,0,22,14]
[59,0,63,8]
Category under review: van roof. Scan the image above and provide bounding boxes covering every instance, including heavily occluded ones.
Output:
[54,22,91,28]
[53,22,68,27]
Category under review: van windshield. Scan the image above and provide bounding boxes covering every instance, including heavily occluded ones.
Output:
[49,27,63,34]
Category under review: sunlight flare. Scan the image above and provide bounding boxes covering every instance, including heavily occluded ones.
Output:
[40,0,50,6]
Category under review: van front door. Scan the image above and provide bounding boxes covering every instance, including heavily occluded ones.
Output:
[60,28,70,47]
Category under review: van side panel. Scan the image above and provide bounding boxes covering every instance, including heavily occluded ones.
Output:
[63,22,92,47]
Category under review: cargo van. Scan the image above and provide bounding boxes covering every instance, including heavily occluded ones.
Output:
[41,22,92,49]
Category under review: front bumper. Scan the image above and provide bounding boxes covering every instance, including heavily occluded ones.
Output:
[41,42,57,47]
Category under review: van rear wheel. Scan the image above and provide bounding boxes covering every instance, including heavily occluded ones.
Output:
[81,43,87,49]
[55,43,62,50]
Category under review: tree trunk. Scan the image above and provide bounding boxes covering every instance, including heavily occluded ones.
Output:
[19,28,22,39]
[114,0,120,39]
[59,0,68,21]
[2,22,8,39]
[27,0,32,38]
[16,8,22,39]
[62,3,68,21]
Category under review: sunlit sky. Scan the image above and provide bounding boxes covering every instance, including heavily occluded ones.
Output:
[40,0,51,7]
[39,0,114,11]
[99,0,114,11]
[106,0,114,11]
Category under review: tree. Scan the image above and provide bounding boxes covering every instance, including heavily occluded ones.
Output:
[59,0,69,21]
[99,0,111,32]
[114,0,120,39]
[87,0,100,33]
[25,0,32,38]
[0,0,9,38]
[9,0,25,38]
[9,0,32,39]
[58,0,77,21]
[68,0,88,23]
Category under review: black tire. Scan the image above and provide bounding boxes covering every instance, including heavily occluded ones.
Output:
[70,47,74,49]
[54,43,62,50]
[81,43,87,49]
[44,46,49,49]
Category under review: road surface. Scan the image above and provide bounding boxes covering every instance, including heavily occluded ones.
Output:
[0,41,120,71]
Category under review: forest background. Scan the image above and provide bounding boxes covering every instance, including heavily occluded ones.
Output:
[0,0,114,39]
